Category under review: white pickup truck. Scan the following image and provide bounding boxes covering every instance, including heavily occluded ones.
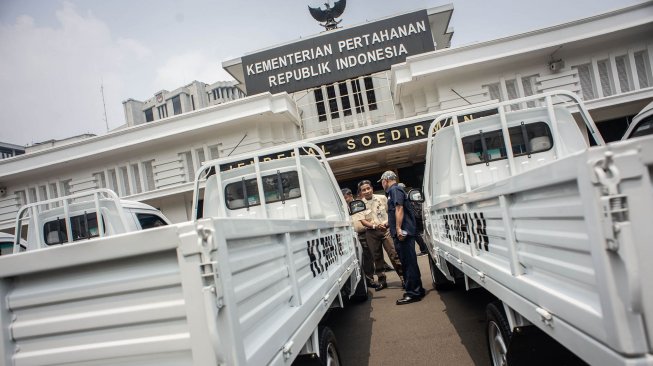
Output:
[0,143,365,366]
[418,91,653,365]
[7,188,170,254]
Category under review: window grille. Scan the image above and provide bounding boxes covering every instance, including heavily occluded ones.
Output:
[635,51,651,88]
[615,55,631,92]
[143,160,155,191]
[339,82,352,116]
[485,83,502,101]
[573,64,595,100]
[314,88,327,122]
[120,166,130,196]
[326,85,338,119]
[597,59,613,97]
[131,164,142,194]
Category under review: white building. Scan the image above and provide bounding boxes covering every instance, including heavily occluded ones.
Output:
[0,2,651,232]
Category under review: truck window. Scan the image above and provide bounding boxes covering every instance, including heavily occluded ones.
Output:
[136,213,168,229]
[225,171,301,210]
[43,212,102,245]
[0,241,12,256]
[262,171,301,203]
[225,178,261,210]
[462,122,553,165]
[629,115,653,138]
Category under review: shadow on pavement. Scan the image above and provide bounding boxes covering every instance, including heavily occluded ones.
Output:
[322,290,374,365]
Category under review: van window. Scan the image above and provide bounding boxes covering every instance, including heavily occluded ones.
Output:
[136,213,168,229]
[225,171,301,210]
[43,212,102,245]
[462,122,553,165]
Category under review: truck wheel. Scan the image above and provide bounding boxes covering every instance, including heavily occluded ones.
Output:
[293,326,341,366]
[429,254,454,291]
[486,302,512,366]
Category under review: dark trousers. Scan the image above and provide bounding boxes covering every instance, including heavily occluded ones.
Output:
[393,235,425,298]
[358,234,375,284]
[415,232,428,253]
[366,229,403,283]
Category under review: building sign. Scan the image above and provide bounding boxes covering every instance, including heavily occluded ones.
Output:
[220,109,498,171]
[241,10,434,95]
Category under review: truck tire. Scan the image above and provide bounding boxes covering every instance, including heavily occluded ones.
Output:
[295,326,341,366]
[486,302,512,366]
[429,254,455,291]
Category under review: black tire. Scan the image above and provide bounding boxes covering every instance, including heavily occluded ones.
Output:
[429,254,455,291]
[293,326,341,366]
[318,326,341,366]
[486,302,512,366]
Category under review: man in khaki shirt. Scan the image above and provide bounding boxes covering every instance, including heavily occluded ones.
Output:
[356,180,403,290]
[342,188,376,287]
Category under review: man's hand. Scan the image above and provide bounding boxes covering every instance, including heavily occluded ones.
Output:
[397,227,405,241]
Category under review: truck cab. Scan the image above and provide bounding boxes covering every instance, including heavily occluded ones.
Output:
[12,188,170,253]
[197,144,348,223]
[426,91,603,201]
[622,101,653,140]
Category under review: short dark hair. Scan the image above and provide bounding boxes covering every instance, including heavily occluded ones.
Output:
[357,180,372,188]
[341,188,352,196]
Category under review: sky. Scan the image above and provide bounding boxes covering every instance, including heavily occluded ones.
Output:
[0,0,644,146]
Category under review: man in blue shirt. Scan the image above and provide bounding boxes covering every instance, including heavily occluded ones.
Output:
[379,170,426,305]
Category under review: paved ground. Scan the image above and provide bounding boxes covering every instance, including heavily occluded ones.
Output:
[324,254,495,366]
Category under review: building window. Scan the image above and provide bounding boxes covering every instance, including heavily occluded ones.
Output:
[572,63,595,100]
[93,172,107,188]
[314,88,327,122]
[484,82,502,102]
[119,166,131,196]
[339,82,352,116]
[60,179,72,196]
[144,108,154,122]
[208,144,220,160]
[49,183,59,208]
[131,164,142,194]
[179,151,195,182]
[157,104,168,119]
[15,190,27,206]
[521,75,538,108]
[634,50,651,88]
[172,95,182,115]
[143,160,156,191]
[615,55,632,93]
[326,85,339,119]
[597,59,614,97]
[108,169,118,193]
[352,79,364,113]
[363,76,377,111]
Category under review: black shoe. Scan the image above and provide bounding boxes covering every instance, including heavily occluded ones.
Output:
[375,282,388,291]
[383,264,394,272]
[367,281,379,288]
[396,295,422,305]
[417,251,428,257]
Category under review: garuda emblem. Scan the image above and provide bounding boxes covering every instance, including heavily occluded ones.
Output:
[308,0,346,31]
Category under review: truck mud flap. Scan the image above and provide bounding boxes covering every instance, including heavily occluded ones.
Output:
[507,326,587,365]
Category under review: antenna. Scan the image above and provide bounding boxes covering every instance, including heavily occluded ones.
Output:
[100,80,109,133]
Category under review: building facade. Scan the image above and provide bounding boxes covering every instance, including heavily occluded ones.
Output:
[0,2,652,233]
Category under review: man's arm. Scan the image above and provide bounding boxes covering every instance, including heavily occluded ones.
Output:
[395,204,405,240]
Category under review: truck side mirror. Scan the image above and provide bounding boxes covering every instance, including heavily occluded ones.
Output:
[407,189,424,203]
[348,200,366,215]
